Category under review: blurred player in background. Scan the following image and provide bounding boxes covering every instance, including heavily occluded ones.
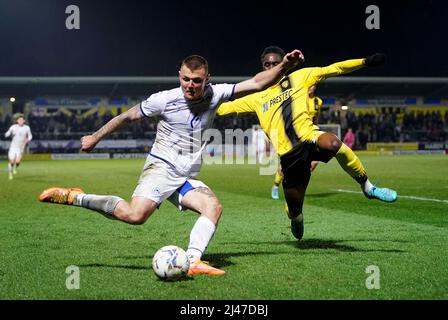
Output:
[253,124,268,163]
[39,51,304,276]
[217,49,398,241]
[4,114,32,180]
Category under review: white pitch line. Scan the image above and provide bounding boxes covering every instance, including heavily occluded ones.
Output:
[334,189,448,204]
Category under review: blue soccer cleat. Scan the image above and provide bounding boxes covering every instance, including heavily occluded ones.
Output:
[364,186,397,203]
[271,186,279,200]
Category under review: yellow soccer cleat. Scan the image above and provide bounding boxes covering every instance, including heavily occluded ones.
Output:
[187,260,225,276]
[39,187,85,205]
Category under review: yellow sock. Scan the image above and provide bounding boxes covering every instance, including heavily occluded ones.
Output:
[274,171,283,186]
[335,143,367,183]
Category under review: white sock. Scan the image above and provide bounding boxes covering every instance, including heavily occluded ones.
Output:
[187,216,216,263]
[362,179,374,193]
[73,193,86,206]
[8,163,13,174]
[272,185,278,190]
[73,193,121,219]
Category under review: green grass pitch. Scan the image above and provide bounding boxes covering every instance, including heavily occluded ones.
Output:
[0,154,447,299]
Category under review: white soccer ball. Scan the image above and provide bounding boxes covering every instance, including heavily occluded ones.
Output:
[152,245,190,281]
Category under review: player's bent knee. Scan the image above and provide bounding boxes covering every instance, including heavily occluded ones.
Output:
[211,200,223,217]
[117,205,155,225]
[122,197,158,225]
[331,139,342,152]
[215,202,223,216]
[205,200,222,225]
[321,140,341,154]
[318,133,342,153]
[126,211,150,225]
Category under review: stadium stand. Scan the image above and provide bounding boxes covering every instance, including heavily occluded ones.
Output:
[1,76,447,155]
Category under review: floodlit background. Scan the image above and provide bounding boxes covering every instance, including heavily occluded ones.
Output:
[0,0,447,300]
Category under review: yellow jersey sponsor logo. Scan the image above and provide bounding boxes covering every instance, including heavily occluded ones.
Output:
[269,89,292,107]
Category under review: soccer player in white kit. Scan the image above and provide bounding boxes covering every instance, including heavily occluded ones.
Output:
[252,125,268,163]
[39,50,304,275]
[4,115,33,180]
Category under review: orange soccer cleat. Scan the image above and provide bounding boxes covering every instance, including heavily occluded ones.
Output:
[187,260,225,276]
[39,187,85,205]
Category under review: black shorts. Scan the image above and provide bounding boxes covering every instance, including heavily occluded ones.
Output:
[280,140,335,189]
[280,142,313,189]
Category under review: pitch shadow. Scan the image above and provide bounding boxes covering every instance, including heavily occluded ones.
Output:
[78,263,148,270]
[288,238,405,253]
[220,238,406,253]
[110,238,405,272]
[116,251,278,270]
[202,251,281,268]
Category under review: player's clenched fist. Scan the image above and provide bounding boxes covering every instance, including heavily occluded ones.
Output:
[283,49,305,69]
[80,135,98,152]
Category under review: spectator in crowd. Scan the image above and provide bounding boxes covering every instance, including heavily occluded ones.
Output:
[3,101,448,151]
[343,128,356,149]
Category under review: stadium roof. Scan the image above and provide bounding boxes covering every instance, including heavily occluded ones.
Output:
[0,76,447,100]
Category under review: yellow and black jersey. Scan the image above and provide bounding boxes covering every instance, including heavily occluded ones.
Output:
[308,96,323,125]
[217,59,365,156]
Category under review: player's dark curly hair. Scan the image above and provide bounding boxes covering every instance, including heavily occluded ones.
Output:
[260,46,286,63]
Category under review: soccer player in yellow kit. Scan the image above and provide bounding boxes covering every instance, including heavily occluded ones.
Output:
[217,49,397,240]
[265,47,322,199]
[272,85,321,197]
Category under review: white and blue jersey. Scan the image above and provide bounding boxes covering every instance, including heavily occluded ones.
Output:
[140,83,235,176]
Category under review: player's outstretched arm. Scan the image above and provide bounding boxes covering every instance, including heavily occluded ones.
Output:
[81,104,143,152]
[232,49,305,100]
[309,53,386,84]
[5,126,13,138]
